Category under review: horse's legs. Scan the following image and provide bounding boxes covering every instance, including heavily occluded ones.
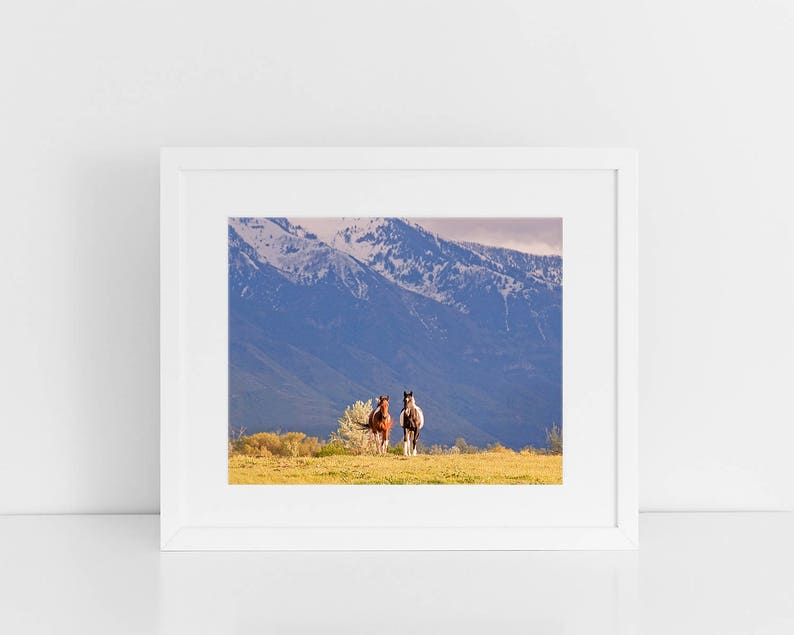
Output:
[413,428,421,456]
[403,427,409,456]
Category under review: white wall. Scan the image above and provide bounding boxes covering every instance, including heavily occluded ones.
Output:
[1,0,792,514]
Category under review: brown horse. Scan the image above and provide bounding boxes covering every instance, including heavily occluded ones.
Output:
[366,395,393,455]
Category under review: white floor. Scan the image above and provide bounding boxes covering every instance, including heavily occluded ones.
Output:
[1,513,791,634]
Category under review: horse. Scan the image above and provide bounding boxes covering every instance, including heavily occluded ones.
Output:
[400,391,425,456]
[365,395,393,455]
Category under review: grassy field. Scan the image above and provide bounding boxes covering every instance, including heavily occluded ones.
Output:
[228,452,562,485]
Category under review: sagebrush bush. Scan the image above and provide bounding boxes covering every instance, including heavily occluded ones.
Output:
[486,443,513,454]
[232,431,321,457]
[330,400,374,454]
[454,438,480,454]
[228,421,547,459]
[545,423,562,455]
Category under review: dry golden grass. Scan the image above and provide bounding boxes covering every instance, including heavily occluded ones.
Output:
[228,452,562,485]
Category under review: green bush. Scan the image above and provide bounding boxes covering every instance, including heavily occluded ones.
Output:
[316,443,350,457]
[387,444,404,456]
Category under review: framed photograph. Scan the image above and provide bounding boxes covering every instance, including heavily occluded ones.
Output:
[160,147,638,550]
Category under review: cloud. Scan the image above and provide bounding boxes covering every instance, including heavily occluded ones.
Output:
[413,218,562,256]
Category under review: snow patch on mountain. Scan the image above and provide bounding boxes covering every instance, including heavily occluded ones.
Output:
[232,216,562,333]
[459,240,562,288]
[229,217,371,299]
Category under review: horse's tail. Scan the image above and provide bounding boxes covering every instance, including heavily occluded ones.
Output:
[359,410,376,431]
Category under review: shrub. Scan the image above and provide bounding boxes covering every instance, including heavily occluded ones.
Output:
[330,400,374,454]
[454,438,480,454]
[231,431,321,457]
[278,431,307,457]
[486,443,512,454]
[299,435,322,457]
[228,425,247,456]
[387,444,404,456]
[232,432,276,457]
[545,423,562,455]
[316,442,350,457]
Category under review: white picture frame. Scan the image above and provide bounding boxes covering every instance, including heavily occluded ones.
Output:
[160,147,638,550]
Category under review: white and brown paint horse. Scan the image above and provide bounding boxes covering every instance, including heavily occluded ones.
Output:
[400,391,424,456]
[365,395,393,455]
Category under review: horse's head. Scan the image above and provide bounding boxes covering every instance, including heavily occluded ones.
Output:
[403,391,414,410]
[377,395,390,414]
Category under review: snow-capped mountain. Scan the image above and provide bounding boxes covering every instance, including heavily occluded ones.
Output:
[229,217,372,298]
[295,217,561,298]
[228,217,562,448]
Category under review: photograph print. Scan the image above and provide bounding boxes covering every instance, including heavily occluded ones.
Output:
[228,217,562,484]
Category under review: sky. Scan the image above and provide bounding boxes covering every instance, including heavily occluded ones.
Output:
[293,217,562,256]
[412,218,562,256]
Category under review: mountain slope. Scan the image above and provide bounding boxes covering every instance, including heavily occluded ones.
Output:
[293,217,562,339]
[229,217,562,448]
